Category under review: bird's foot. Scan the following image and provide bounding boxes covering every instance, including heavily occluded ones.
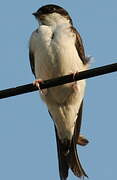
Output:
[33,79,48,95]
[77,135,89,146]
[33,79,43,89]
[71,71,79,91]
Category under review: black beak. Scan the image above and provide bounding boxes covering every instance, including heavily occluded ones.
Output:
[32,12,39,17]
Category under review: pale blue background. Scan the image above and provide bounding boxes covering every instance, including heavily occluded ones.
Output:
[0,0,117,180]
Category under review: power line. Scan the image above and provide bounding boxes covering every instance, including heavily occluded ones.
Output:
[0,63,117,99]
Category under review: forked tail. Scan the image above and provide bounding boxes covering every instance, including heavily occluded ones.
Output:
[55,127,88,180]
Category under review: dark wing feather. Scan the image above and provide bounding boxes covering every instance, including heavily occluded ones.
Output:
[29,29,39,77]
[49,112,69,180]
[55,126,69,180]
[71,27,89,65]
[69,100,88,178]
[29,49,35,76]
[74,101,83,144]
[69,135,88,178]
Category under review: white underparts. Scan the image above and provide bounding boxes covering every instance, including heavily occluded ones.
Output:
[29,16,88,140]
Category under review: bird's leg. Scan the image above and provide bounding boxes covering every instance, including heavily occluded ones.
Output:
[33,79,48,95]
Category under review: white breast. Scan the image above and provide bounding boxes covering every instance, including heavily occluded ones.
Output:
[30,23,87,140]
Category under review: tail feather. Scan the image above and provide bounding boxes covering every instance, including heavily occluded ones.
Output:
[55,127,69,180]
[55,126,88,180]
[68,137,88,178]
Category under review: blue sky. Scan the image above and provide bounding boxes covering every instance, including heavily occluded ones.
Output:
[0,0,117,180]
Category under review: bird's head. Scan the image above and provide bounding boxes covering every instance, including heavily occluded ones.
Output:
[32,4,73,26]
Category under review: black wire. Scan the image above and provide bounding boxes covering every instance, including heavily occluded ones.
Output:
[0,63,117,99]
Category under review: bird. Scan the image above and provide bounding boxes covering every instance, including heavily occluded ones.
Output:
[29,4,90,180]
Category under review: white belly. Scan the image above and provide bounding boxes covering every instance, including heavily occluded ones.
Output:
[32,25,87,140]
